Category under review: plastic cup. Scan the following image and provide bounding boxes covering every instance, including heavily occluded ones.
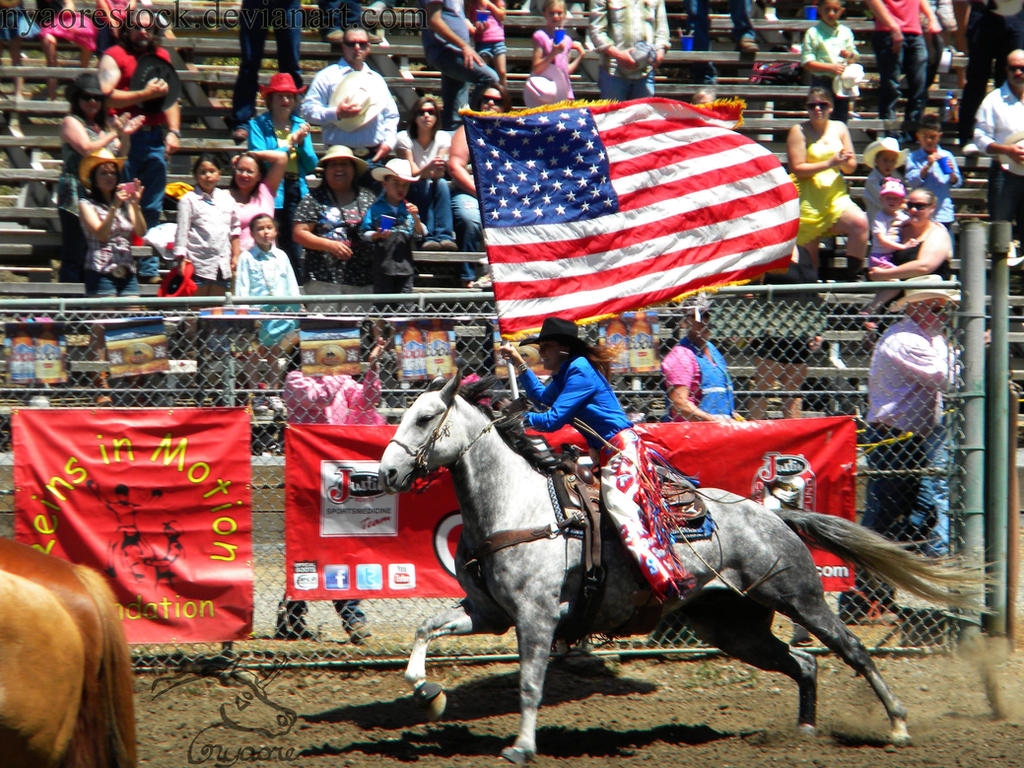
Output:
[380,214,396,231]
[680,34,694,51]
[476,9,489,22]
[938,156,953,174]
[553,28,566,44]
[804,5,817,19]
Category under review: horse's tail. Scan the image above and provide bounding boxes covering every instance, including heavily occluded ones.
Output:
[64,564,137,768]
[776,508,985,612]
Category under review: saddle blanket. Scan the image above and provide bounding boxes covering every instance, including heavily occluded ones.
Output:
[670,514,716,543]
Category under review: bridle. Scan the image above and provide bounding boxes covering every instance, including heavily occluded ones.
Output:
[387,396,496,485]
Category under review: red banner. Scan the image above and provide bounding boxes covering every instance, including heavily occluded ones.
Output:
[284,417,855,600]
[13,408,253,643]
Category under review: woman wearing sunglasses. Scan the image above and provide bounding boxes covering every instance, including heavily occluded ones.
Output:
[786,86,868,276]
[395,95,458,251]
[868,187,951,282]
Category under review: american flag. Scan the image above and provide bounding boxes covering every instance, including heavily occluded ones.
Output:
[463,98,799,338]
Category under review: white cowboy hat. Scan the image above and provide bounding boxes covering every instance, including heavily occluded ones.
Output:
[523,68,571,108]
[889,275,960,311]
[832,63,865,99]
[328,70,385,132]
[370,157,418,184]
[1003,130,1024,175]
[993,0,1023,15]
[862,137,908,170]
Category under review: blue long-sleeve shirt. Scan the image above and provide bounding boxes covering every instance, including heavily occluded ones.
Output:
[247,112,317,209]
[904,147,962,225]
[519,355,632,449]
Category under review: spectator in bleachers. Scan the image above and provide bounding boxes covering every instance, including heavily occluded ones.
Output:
[293,145,377,295]
[660,294,738,422]
[421,0,500,130]
[958,1,1024,154]
[866,0,940,142]
[229,150,288,255]
[680,0,756,86]
[800,0,858,123]
[691,86,716,105]
[0,0,34,100]
[358,159,425,294]
[98,7,180,284]
[58,72,143,283]
[973,48,1024,242]
[234,214,300,351]
[38,0,96,101]
[786,87,867,275]
[174,153,241,295]
[94,0,134,56]
[318,0,392,43]
[78,149,147,297]
[527,0,585,106]
[449,84,511,286]
[861,177,910,316]
[395,95,458,251]
[869,187,952,282]
[467,0,508,88]
[276,334,387,641]
[247,73,317,282]
[921,0,956,88]
[300,26,399,164]
[229,0,303,144]
[589,0,670,97]
[861,136,907,227]
[905,113,961,251]
[838,276,957,621]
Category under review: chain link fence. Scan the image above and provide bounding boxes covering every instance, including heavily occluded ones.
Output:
[0,284,967,669]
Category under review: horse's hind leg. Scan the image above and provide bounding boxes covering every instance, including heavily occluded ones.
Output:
[405,600,509,720]
[682,594,819,733]
[787,597,909,743]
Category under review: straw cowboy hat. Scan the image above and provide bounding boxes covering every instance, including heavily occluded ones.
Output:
[862,137,907,170]
[79,148,126,189]
[315,144,368,177]
[889,275,960,311]
[993,0,1023,15]
[370,158,417,184]
[328,70,385,131]
[259,72,306,98]
[832,62,865,99]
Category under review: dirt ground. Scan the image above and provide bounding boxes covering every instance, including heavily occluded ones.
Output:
[136,638,1024,768]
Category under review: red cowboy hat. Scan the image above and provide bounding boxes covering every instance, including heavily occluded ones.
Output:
[158,260,197,297]
[259,73,306,98]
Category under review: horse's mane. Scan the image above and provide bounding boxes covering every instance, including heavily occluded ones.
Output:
[458,376,556,475]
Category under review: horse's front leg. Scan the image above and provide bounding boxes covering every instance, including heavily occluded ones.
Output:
[405,599,507,721]
[502,609,559,765]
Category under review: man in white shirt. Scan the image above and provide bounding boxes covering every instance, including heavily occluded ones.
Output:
[300,27,399,163]
[974,48,1024,240]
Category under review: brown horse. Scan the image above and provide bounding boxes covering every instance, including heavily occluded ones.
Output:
[0,538,136,768]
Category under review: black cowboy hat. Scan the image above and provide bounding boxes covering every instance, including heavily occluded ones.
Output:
[129,54,181,113]
[519,317,586,350]
[65,72,104,103]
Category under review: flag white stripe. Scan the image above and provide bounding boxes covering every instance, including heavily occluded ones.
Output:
[482,167,795,249]
[610,143,784,197]
[603,125,745,164]
[592,101,740,133]
[495,241,791,320]
[489,199,798,282]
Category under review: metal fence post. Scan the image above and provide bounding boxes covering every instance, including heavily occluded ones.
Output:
[959,222,988,637]
[986,220,1013,635]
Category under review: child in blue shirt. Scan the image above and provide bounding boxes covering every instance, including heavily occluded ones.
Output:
[904,114,961,252]
[359,158,425,294]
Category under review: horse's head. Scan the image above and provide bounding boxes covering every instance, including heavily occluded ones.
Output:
[380,369,469,493]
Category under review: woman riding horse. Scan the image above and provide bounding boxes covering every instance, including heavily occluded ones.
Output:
[499,316,693,599]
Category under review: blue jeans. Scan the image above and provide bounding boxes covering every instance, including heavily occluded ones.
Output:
[409,177,454,243]
[124,127,166,278]
[872,30,927,135]
[685,0,753,83]
[451,191,481,283]
[316,0,364,37]
[911,425,950,558]
[598,68,655,100]
[231,0,303,129]
[991,166,1024,242]
[428,46,499,130]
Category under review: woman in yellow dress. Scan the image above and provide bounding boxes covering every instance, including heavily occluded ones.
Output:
[786,86,868,275]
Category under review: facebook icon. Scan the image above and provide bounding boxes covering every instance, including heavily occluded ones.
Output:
[324,565,350,590]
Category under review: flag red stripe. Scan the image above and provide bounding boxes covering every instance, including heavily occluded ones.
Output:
[607,131,765,181]
[485,185,797,264]
[598,117,728,148]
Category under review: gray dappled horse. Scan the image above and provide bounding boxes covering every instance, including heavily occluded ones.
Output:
[378,371,980,764]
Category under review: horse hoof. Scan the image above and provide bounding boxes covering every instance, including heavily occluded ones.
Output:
[889,719,911,746]
[413,681,446,721]
[501,746,535,764]
[797,723,816,738]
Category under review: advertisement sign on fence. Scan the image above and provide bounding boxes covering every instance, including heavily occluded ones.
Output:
[284,417,856,600]
[12,408,254,643]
